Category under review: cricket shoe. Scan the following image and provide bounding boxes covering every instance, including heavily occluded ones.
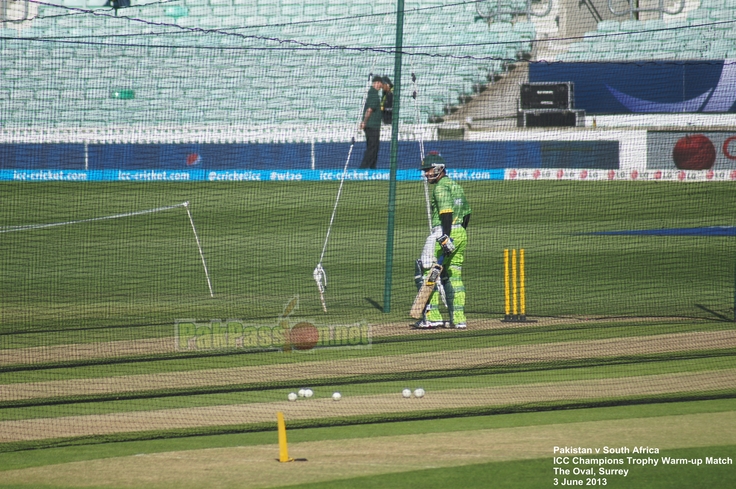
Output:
[413,320,444,329]
[451,323,467,329]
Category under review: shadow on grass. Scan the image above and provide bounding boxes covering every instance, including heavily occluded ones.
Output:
[364,298,384,312]
[695,304,734,323]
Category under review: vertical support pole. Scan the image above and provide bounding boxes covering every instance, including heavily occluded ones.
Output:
[277,412,293,463]
[310,140,315,170]
[383,0,404,313]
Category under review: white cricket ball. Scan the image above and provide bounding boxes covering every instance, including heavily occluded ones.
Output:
[332,392,342,401]
[414,388,425,398]
[288,392,298,401]
[304,388,314,398]
[402,388,412,398]
[297,388,306,398]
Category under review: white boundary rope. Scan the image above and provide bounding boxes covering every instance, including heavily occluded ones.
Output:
[184,201,215,298]
[317,141,356,269]
[1,201,215,298]
[0,203,186,233]
[313,139,355,312]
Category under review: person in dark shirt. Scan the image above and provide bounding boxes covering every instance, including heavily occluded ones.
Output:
[381,76,393,126]
[359,75,383,169]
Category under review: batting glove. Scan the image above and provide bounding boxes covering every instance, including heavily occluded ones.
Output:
[437,234,456,254]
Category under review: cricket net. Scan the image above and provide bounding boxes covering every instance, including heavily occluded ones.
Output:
[0,0,735,450]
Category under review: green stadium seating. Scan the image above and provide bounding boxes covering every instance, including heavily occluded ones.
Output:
[560,10,736,63]
[0,0,538,127]
[687,9,710,21]
[596,20,620,32]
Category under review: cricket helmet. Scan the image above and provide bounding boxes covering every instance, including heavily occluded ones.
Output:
[420,152,446,183]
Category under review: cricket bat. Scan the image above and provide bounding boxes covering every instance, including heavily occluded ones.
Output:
[410,254,444,319]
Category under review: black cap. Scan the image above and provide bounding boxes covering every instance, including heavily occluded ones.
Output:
[420,151,445,170]
[372,75,383,83]
[382,76,392,85]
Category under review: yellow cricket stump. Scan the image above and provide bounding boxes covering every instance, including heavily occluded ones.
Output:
[503,249,510,318]
[520,249,526,317]
[512,249,518,318]
[277,411,294,463]
[503,248,532,322]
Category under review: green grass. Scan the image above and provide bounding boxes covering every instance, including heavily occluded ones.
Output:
[276,445,736,489]
[3,449,733,489]
[0,316,726,352]
[3,354,736,421]
[1,181,735,482]
[1,400,735,489]
[1,398,734,472]
[2,320,732,384]
[1,182,736,336]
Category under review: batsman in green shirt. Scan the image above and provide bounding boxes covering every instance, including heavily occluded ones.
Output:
[415,152,471,329]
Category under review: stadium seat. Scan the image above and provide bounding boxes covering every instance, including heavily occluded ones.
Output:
[709,9,734,20]
[641,19,666,31]
[513,22,536,39]
[596,20,620,32]
[618,20,642,31]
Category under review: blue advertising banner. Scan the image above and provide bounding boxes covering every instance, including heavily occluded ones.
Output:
[0,169,507,182]
[529,61,736,114]
[0,144,87,169]
[0,141,620,176]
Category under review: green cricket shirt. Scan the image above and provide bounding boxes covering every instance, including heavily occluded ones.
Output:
[431,176,471,227]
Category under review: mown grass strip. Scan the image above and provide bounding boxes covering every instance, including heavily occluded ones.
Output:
[4,369,736,423]
[3,352,736,421]
[277,445,736,489]
[2,399,735,473]
[0,316,725,353]
[1,389,735,454]
[1,321,732,383]
[2,348,735,411]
